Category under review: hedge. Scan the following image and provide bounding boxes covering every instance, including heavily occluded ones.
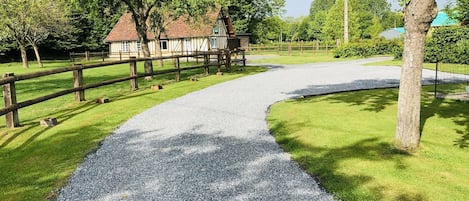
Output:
[424,26,469,64]
[333,38,403,59]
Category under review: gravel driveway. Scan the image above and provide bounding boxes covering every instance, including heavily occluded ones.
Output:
[58,57,464,201]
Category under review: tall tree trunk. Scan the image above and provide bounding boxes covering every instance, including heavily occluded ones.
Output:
[140,37,154,79]
[395,0,437,151]
[19,44,29,69]
[130,10,154,79]
[343,0,349,44]
[31,43,43,68]
[154,37,164,67]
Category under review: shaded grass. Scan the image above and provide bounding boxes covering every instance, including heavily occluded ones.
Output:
[365,60,469,75]
[267,85,469,201]
[0,60,266,200]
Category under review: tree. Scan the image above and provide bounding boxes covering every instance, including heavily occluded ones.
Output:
[26,0,71,67]
[323,0,360,41]
[225,0,285,42]
[77,0,218,76]
[344,0,349,44]
[69,0,124,51]
[253,16,286,43]
[395,0,437,150]
[367,16,384,38]
[0,0,32,68]
[0,0,70,68]
[454,0,469,24]
[309,0,335,16]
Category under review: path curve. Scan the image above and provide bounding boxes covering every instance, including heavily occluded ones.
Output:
[58,58,463,200]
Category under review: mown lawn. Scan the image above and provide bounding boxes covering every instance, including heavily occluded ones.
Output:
[0,59,266,200]
[366,60,469,75]
[249,51,355,64]
[267,86,469,201]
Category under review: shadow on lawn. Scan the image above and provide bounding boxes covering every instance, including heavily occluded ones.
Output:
[269,120,421,201]
[288,80,469,149]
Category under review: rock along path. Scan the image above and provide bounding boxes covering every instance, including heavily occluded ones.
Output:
[58,57,463,201]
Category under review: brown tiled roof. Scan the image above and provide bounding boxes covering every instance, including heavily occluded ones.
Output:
[105,9,219,42]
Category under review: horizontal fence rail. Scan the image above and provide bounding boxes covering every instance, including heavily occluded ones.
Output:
[1,49,246,128]
[247,40,341,55]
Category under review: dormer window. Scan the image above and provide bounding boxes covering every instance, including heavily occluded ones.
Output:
[213,24,219,35]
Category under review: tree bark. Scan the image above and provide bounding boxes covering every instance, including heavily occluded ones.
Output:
[19,44,29,69]
[129,9,154,79]
[396,0,437,151]
[343,0,349,44]
[140,37,154,77]
[31,43,43,68]
[154,37,164,67]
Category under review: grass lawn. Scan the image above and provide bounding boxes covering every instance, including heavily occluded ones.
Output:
[267,85,469,201]
[0,60,266,200]
[253,53,352,64]
[249,51,355,65]
[366,60,469,75]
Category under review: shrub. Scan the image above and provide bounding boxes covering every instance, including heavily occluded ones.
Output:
[424,26,469,64]
[333,38,403,59]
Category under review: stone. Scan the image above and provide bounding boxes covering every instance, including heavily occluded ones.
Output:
[40,118,58,127]
[96,97,110,104]
[151,85,163,91]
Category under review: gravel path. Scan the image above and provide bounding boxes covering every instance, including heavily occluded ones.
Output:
[58,57,465,201]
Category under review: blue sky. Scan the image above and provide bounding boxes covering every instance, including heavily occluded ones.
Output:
[284,0,456,18]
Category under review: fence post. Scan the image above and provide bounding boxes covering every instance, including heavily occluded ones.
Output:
[129,57,138,90]
[300,40,304,55]
[85,51,90,61]
[225,50,231,71]
[102,50,105,62]
[326,43,329,55]
[204,54,209,75]
[175,57,181,81]
[217,50,222,72]
[73,64,85,102]
[434,62,439,98]
[119,51,122,61]
[316,41,319,54]
[242,50,246,67]
[2,73,20,128]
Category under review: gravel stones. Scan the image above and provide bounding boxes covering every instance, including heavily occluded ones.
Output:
[58,57,464,200]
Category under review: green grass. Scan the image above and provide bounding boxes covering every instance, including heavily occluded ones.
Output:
[0,60,266,200]
[250,52,355,64]
[267,85,469,201]
[366,60,469,75]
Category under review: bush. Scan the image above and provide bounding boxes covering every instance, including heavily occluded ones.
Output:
[333,38,403,59]
[424,26,469,64]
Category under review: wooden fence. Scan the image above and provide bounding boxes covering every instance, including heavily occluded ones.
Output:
[70,51,109,62]
[1,49,246,128]
[248,40,341,55]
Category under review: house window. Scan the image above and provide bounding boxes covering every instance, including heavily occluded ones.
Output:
[137,42,141,51]
[122,41,129,52]
[210,37,218,49]
[213,24,219,35]
[160,40,168,50]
